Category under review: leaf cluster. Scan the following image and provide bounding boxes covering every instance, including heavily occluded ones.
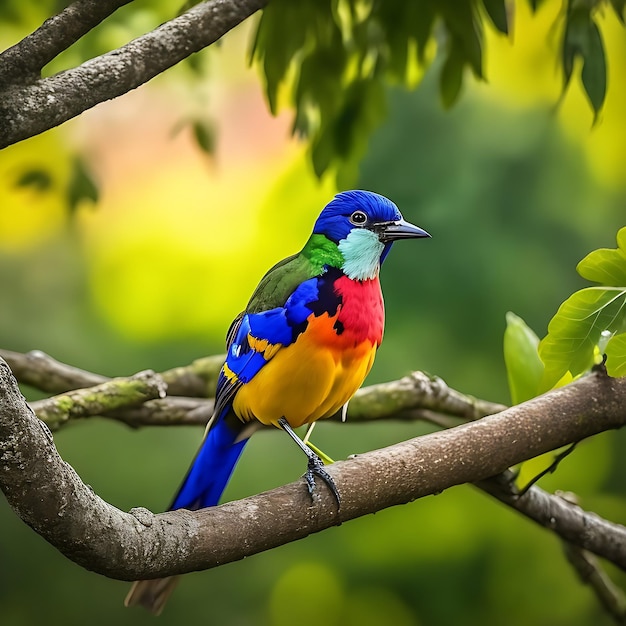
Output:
[251,0,493,181]
[505,227,626,404]
[562,0,610,121]
[250,0,626,181]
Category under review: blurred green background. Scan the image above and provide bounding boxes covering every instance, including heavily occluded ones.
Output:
[1,1,626,625]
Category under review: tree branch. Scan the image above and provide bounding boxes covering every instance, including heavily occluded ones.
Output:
[29,370,167,429]
[0,0,132,86]
[2,356,626,580]
[347,370,506,421]
[0,348,109,391]
[477,471,626,570]
[0,348,223,397]
[564,543,626,624]
[108,396,215,428]
[0,349,505,428]
[0,0,267,149]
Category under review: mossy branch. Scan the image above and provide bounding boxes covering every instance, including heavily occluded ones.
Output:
[29,370,167,429]
[0,349,504,430]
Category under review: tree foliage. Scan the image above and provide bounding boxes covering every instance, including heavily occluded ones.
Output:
[0,0,624,183]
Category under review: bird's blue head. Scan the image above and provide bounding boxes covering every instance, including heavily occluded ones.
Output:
[312,190,430,280]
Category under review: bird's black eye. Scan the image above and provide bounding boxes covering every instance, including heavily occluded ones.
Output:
[349,210,368,226]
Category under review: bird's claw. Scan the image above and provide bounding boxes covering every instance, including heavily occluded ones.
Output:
[305,454,341,507]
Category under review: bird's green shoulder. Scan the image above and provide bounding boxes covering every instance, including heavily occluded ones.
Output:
[245,235,343,313]
[245,253,315,313]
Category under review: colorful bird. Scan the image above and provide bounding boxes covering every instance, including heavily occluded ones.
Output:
[125,190,430,614]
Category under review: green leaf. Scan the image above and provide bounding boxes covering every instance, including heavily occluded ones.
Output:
[334,79,385,157]
[374,0,435,76]
[412,1,436,63]
[67,157,99,213]
[439,0,483,78]
[311,130,335,179]
[15,169,53,192]
[539,287,626,390]
[296,45,346,127]
[610,0,626,25]
[562,8,588,88]
[561,8,607,117]
[581,19,606,119]
[439,47,465,109]
[310,78,386,181]
[605,333,626,377]
[250,0,315,113]
[192,119,216,156]
[504,312,544,404]
[576,227,626,287]
[482,0,509,35]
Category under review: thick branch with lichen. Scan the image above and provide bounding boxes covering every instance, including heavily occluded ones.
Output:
[2,355,626,581]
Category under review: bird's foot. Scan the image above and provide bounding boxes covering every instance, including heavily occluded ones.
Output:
[305,453,341,507]
[277,417,341,508]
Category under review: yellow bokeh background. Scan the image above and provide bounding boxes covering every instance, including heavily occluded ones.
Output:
[483,0,626,186]
[0,132,71,251]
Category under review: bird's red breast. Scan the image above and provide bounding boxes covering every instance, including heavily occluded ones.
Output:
[333,275,385,347]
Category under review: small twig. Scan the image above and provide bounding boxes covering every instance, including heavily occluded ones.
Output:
[0,349,109,392]
[477,470,626,571]
[160,355,224,397]
[564,543,626,623]
[347,370,506,421]
[559,490,626,624]
[517,443,578,496]
[108,397,214,429]
[404,409,468,429]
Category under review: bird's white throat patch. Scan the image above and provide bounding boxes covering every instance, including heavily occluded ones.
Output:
[338,228,384,280]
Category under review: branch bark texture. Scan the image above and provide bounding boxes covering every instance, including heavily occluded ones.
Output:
[0,0,133,85]
[478,471,626,569]
[29,370,167,429]
[0,0,267,148]
[1,356,625,580]
[0,348,223,397]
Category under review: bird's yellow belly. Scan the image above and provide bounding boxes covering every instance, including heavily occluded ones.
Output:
[232,313,377,428]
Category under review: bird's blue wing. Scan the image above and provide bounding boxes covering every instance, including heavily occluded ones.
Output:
[214,277,320,417]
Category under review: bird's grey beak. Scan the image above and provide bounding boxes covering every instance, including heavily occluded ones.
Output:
[376,219,431,243]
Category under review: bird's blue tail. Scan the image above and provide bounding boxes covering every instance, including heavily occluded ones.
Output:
[169,410,248,511]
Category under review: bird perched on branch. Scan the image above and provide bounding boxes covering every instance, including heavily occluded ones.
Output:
[125,190,430,614]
